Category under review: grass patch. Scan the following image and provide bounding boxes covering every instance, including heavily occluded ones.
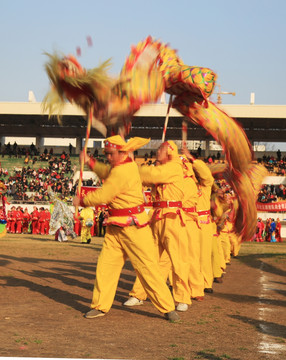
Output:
[33,339,43,344]
[197,320,209,325]
[221,354,231,359]
[14,336,42,345]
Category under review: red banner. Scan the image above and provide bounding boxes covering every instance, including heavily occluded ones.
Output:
[80,186,101,198]
[256,201,286,212]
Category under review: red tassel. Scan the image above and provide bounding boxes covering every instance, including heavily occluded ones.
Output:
[76,47,81,57]
[86,36,93,47]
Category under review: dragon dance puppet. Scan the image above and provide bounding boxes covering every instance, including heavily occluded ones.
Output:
[48,189,77,239]
[43,36,267,240]
[0,181,7,238]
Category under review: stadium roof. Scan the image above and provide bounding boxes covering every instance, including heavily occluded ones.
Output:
[0,102,286,142]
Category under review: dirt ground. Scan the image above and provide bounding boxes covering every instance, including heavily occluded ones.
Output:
[0,234,286,360]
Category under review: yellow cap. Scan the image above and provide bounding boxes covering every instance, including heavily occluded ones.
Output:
[104,135,150,152]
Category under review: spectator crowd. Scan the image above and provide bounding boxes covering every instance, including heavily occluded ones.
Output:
[257,152,286,176]
[1,204,108,240]
[0,148,102,204]
[253,217,282,242]
[257,184,286,203]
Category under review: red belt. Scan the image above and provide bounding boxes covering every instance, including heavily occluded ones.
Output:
[108,204,145,216]
[153,201,182,208]
[182,206,196,212]
[197,210,211,216]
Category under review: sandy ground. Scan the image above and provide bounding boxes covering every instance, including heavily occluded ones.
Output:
[0,233,286,360]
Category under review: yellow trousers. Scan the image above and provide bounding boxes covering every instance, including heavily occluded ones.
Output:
[212,234,225,278]
[152,215,191,304]
[199,220,215,289]
[129,237,172,300]
[187,220,204,297]
[230,233,241,257]
[130,214,191,304]
[219,231,231,264]
[90,224,175,314]
[81,226,91,243]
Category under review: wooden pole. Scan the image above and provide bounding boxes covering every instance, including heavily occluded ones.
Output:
[182,120,188,147]
[162,95,173,142]
[75,106,93,218]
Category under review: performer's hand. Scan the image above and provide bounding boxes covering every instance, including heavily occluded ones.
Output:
[181,144,195,162]
[80,151,91,165]
[73,195,81,207]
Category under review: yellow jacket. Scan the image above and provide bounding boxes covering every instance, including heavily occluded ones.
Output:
[181,161,198,221]
[139,158,186,221]
[193,159,214,212]
[80,207,94,226]
[83,158,149,227]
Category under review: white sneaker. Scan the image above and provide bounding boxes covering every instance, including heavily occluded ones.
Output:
[123,297,144,306]
[176,303,188,312]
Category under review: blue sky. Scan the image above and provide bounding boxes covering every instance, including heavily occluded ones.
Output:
[1,0,286,105]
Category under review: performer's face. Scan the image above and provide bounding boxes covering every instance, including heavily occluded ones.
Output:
[156,144,168,164]
[105,148,125,167]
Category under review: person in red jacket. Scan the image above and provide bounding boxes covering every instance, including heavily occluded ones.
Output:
[31,206,39,234]
[275,218,282,242]
[9,206,17,234]
[38,207,46,235]
[6,209,12,233]
[43,208,51,235]
[15,206,23,234]
[22,208,31,234]
[73,212,81,236]
[0,206,5,222]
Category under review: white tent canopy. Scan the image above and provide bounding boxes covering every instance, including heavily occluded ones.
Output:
[262,176,286,185]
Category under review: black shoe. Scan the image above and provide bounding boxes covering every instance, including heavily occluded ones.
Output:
[204,288,213,293]
[165,311,180,322]
[214,277,223,283]
[85,309,106,319]
[87,238,91,244]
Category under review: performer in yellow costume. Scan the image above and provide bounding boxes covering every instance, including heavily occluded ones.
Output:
[219,217,233,266]
[180,155,205,301]
[126,141,191,312]
[210,188,227,283]
[73,135,179,322]
[212,230,225,283]
[79,207,94,244]
[125,150,199,310]
[228,197,242,258]
[218,193,240,266]
[182,147,215,294]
